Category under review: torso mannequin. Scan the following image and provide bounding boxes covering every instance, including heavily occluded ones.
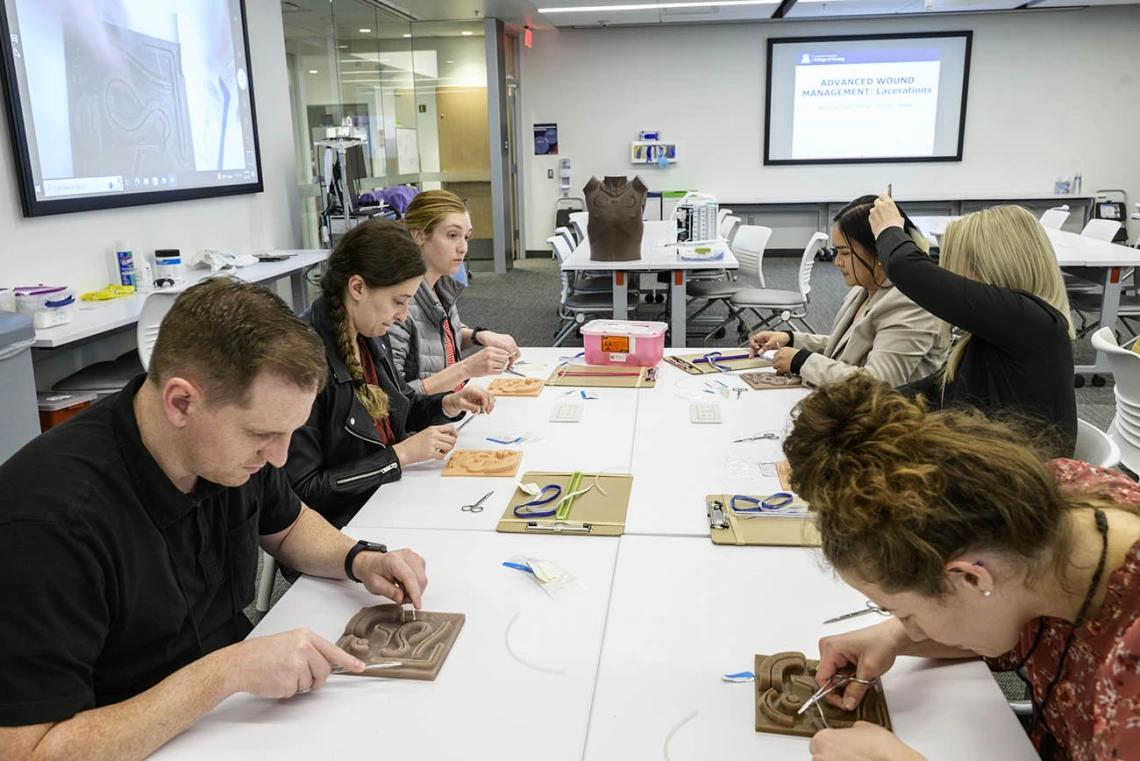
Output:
[584,176,647,262]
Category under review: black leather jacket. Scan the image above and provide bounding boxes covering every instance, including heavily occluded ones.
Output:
[286,297,457,528]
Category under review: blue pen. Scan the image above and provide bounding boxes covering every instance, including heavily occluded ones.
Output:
[503,561,535,574]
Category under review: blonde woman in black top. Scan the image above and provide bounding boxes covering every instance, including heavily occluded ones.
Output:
[869,195,1077,456]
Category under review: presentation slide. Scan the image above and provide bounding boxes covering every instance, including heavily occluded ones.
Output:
[766,33,971,165]
[0,0,262,215]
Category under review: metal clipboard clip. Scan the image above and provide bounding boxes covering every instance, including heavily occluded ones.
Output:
[708,499,729,531]
[525,521,593,534]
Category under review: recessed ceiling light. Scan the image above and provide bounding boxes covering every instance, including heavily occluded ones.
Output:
[403,33,412,38]
[540,1,774,10]
[446,59,455,63]
[338,44,348,48]
[359,28,371,33]
[461,30,474,35]
[308,69,318,74]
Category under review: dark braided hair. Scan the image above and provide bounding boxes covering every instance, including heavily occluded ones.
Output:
[320,219,426,421]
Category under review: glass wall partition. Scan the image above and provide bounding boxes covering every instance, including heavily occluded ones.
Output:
[282,2,492,261]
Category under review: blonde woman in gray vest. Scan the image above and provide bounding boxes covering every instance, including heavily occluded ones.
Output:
[388,190,520,393]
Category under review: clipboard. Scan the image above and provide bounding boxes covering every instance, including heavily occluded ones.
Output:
[545,364,657,389]
[497,471,633,536]
[664,352,771,375]
[706,494,820,546]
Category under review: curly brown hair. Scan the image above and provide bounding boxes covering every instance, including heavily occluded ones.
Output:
[783,374,1100,598]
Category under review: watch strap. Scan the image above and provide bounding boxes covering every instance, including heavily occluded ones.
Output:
[345,540,387,583]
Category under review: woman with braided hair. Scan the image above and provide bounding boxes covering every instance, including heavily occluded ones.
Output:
[287,219,495,528]
[785,375,1140,761]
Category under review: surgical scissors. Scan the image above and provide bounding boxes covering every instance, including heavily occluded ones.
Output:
[733,431,781,443]
[461,491,493,513]
[822,600,892,625]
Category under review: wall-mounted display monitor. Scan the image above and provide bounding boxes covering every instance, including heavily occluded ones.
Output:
[765,32,972,165]
[0,0,263,216]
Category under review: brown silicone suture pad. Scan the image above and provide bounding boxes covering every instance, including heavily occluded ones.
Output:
[487,377,545,397]
[337,604,466,682]
[442,449,523,477]
[663,353,772,375]
[545,364,657,388]
[741,372,805,391]
[754,651,891,737]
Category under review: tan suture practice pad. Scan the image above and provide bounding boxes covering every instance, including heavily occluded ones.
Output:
[776,461,794,493]
[337,604,466,681]
[497,471,633,536]
[546,363,657,389]
[663,353,772,375]
[442,449,523,478]
[754,651,891,737]
[741,372,805,391]
[706,494,819,547]
[488,377,545,397]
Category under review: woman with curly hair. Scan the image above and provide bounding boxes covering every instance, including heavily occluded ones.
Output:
[783,375,1140,761]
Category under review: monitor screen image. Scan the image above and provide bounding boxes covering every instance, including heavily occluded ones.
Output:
[0,0,263,216]
[765,32,972,165]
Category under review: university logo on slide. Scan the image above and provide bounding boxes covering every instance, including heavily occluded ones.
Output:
[801,53,811,64]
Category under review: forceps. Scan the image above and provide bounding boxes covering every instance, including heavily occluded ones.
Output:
[797,672,879,728]
[822,600,892,625]
[733,431,781,443]
[461,491,493,513]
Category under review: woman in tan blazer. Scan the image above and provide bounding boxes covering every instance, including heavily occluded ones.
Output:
[750,195,946,388]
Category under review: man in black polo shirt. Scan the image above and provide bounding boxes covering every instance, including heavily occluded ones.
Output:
[0,279,428,761]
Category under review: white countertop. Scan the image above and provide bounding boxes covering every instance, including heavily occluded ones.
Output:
[31,250,328,349]
[721,193,1095,205]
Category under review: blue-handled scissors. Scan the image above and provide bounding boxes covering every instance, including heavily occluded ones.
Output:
[513,484,563,517]
[730,493,795,513]
[701,351,734,373]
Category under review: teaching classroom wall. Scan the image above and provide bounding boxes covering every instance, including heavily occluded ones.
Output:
[0,0,299,290]
[519,6,1140,251]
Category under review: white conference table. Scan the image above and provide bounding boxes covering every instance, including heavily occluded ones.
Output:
[348,349,639,532]
[583,535,1039,761]
[562,221,739,349]
[624,356,806,537]
[156,348,1036,760]
[912,216,1140,375]
[150,527,619,761]
[31,249,329,349]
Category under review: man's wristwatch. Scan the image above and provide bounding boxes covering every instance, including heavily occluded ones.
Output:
[470,326,488,346]
[345,540,387,583]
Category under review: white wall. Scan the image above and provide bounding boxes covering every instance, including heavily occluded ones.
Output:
[519,7,1140,250]
[0,0,300,289]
